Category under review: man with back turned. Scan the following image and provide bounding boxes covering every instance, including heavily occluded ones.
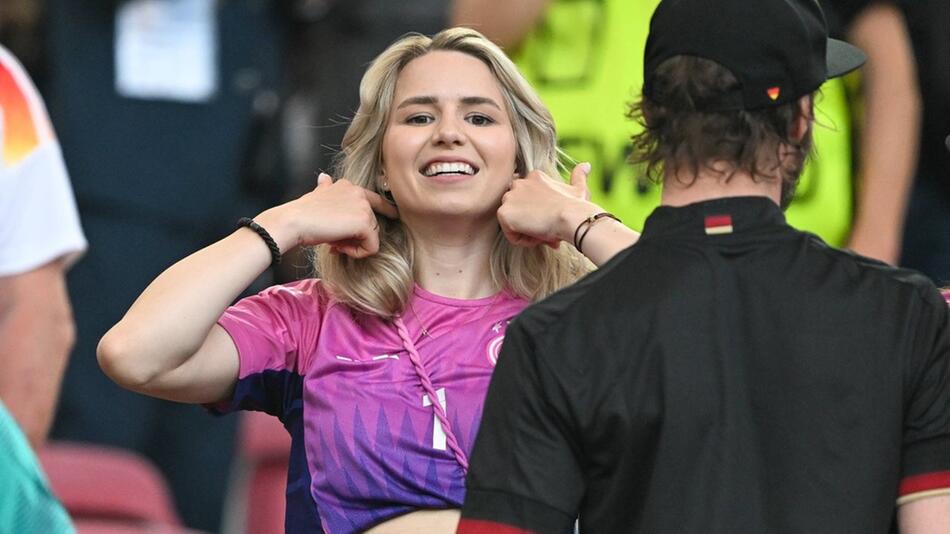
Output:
[458,0,950,532]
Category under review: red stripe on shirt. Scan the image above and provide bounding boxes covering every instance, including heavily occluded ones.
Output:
[456,519,537,534]
[899,470,950,496]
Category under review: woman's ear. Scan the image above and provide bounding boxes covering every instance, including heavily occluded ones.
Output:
[514,155,527,177]
[378,173,396,204]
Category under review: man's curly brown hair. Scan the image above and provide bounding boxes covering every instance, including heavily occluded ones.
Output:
[629,56,814,208]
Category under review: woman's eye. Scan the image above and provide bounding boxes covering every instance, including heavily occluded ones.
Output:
[467,114,494,126]
[407,115,433,125]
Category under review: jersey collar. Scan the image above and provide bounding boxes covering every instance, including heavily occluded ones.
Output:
[641,196,788,240]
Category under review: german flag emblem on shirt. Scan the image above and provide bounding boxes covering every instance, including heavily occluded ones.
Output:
[705,215,734,235]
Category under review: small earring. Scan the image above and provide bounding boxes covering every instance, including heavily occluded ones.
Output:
[382,180,389,190]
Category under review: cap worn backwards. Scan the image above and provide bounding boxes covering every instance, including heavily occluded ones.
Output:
[642,0,866,111]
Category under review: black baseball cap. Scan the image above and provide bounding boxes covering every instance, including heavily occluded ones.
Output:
[642,0,866,111]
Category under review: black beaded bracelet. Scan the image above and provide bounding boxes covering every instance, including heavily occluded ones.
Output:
[573,212,622,254]
[238,217,282,266]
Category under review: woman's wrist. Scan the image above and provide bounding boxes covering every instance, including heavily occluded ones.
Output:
[252,207,301,254]
[557,200,602,243]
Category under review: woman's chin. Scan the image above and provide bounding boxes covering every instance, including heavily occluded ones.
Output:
[401,197,502,222]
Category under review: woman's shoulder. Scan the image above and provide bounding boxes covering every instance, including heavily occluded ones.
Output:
[263,277,329,297]
[242,278,343,316]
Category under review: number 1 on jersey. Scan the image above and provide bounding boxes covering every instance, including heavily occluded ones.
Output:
[422,388,446,451]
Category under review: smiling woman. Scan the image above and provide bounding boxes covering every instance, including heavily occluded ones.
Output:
[319,31,592,319]
[384,52,517,214]
[96,27,638,534]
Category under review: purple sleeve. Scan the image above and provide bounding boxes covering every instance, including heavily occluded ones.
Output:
[211,279,326,417]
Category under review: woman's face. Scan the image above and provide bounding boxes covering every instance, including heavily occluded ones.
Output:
[381,50,518,225]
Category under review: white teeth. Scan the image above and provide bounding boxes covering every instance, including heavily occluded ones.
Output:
[423,162,476,176]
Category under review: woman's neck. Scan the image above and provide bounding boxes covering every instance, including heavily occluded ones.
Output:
[404,215,500,299]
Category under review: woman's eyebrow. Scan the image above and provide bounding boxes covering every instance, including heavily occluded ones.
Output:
[460,96,502,110]
[395,95,501,110]
[396,96,437,109]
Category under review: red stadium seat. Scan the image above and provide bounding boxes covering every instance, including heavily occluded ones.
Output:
[239,411,291,534]
[38,441,198,533]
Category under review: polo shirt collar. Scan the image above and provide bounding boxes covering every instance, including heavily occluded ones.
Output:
[641,196,787,239]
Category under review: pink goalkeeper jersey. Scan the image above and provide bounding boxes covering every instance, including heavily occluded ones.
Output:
[216,279,527,534]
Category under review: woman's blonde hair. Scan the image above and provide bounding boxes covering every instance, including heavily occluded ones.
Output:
[316,27,590,317]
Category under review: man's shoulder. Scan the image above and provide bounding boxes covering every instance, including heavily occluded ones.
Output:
[805,234,942,304]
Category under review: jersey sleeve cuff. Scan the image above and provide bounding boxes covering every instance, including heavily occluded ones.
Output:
[897,470,950,505]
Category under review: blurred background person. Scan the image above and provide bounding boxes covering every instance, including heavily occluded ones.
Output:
[0,41,84,532]
[39,1,285,531]
[452,0,920,265]
[823,0,920,265]
[900,0,950,286]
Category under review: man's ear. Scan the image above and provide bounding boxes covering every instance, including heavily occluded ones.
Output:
[789,94,814,143]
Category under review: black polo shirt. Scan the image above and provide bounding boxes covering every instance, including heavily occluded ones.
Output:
[460,197,950,534]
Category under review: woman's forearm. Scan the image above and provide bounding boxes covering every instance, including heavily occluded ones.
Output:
[97,225,275,388]
[98,176,392,396]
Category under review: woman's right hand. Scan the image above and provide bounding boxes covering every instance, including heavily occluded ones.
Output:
[255,173,400,258]
[97,174,399,404]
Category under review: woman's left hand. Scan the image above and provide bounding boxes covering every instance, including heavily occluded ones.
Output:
[498,163,600,248]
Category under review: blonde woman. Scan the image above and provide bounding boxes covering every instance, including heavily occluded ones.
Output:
[98,28,637,534]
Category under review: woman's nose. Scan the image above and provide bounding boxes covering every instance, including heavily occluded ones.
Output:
[432,117,465,146]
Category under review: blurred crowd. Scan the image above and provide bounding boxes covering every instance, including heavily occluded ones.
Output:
[0,0,947,532]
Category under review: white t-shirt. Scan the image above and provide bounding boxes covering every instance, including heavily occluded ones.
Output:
[0,45,86,276]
